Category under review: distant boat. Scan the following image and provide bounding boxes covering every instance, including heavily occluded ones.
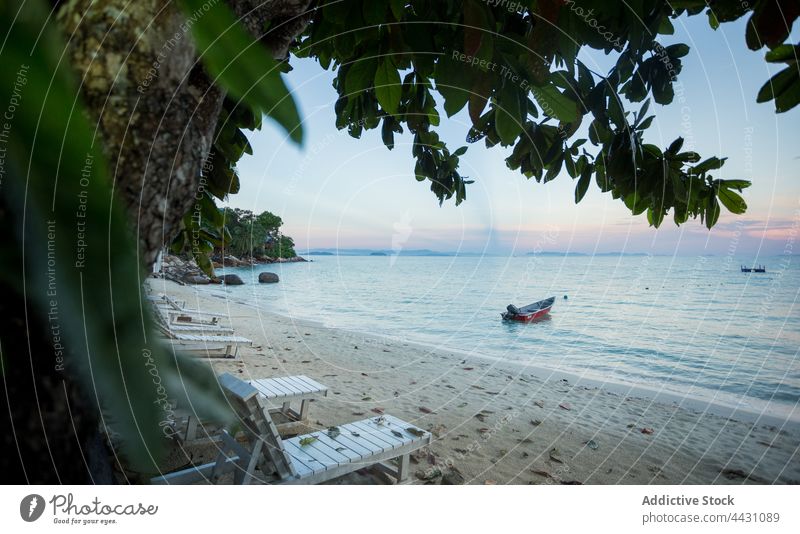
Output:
[501,297,555,323]
[741,265,766,273]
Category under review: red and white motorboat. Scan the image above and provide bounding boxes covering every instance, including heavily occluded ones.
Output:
[501,297,555,323]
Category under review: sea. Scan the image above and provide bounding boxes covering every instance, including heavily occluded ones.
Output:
[212,255,799,422]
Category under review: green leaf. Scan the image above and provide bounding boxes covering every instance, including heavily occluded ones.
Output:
[705,195,721,229]
[756,67,797,103]
[575,165,592,203]
[717,187,748,214]
[435,54,472,117]
[390,0,406,19]
[179,0,303,144]
[345,58,378,95]
[666,44,690,58]
[707,10,720,30]
[692,156,726,174]
[774,74,800,113]
[494,83,524,145]
[374,58,402,114]
[363,0,387,25]
[532,83,578,123]
[666,137,684,155]
[636,116,655,130]
[382,117,396,149]
[199,192,225,228]
[719,179,751,191]
[765,44,799,63]
[468,76,492,124]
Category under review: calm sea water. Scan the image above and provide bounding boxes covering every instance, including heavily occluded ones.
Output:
[215,255,799,419]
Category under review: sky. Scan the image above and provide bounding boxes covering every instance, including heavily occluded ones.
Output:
[229,14,799,258]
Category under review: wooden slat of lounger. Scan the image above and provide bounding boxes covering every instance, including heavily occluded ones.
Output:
[351,419,406,447]
[312,433,365,462]
[322,430,377,458]
[249,380,284,399]
[284,454,313,478]
[341,421,395,452]
[283,438,339,470]
[281,441,322,473]
[365,420,413,447]
[283,375,320,395]
[272,376,305,395]
[169,324,234,333]
[382,414,428,439]
[293,439,343,468]
[174,333,248,342]
[248,376,327,403]
[304,438,353,465]
[293,375,328,393]
[335,421,387,453]
[369,419,420,449]
[272,376,306,395]
[262,378,294,397]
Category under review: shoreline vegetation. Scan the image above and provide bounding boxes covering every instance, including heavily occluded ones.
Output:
[149,278,800,485]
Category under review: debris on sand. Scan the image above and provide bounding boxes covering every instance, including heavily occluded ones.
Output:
[548,447,564,464]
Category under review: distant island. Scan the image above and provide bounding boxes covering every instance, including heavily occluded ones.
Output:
[302,248,655,257]
[301,248,455,256]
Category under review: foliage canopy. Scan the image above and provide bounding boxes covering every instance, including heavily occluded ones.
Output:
[1,0,797,478]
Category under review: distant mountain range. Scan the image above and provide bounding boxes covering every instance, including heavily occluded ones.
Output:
[303,248,653,257]
[526,251,651,257]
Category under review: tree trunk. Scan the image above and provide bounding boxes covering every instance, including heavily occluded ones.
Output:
[57,0,312,271]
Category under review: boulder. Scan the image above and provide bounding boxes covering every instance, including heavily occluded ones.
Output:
[258,272,279,284]
[184,275,210,285]
[221,273,244,285]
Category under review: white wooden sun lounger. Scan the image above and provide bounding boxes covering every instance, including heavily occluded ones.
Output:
[157,295,229,325]
[179,375,329,441]
[167,324,235,335]
[152,305,250,358]
[161,332,251,358]
[152,373,431,485]
[148,294,228,326]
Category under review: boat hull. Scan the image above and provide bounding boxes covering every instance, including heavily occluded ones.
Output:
[501,306,552,322]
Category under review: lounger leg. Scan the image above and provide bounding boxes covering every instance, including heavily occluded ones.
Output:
[185,415,198,442]
[397,453,410,483]
[299,399,310,421]
[240,440,263,485]
[211,452,229,483]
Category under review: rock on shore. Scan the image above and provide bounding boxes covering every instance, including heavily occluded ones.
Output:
[258,272,279,283]
[156,253,305,285]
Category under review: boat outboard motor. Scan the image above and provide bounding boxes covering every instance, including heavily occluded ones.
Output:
[506,304,520,315]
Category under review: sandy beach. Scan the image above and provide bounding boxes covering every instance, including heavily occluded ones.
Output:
[149,278,800,485]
